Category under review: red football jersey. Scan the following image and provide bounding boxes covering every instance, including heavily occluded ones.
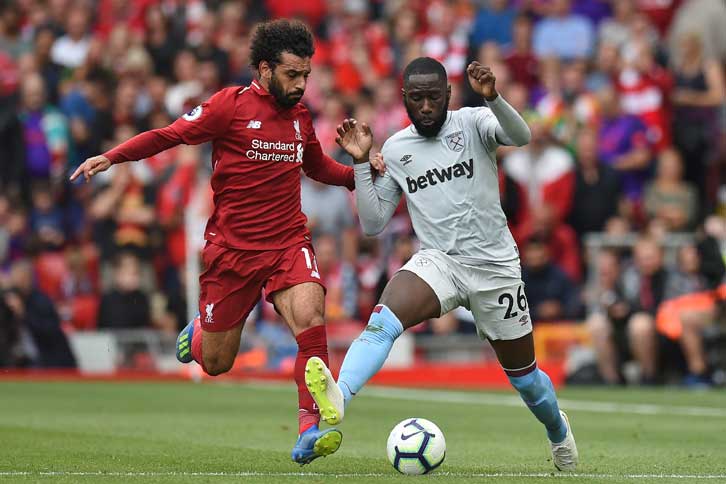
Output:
[105,81,354,250]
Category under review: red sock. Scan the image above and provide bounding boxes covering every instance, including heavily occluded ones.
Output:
[190,316,207,373]
[295,325,328,434]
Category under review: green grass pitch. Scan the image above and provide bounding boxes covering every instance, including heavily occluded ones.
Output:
[1,380,725,483]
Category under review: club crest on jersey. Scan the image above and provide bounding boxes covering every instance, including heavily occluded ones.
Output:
[182,105,203,121]
[293,119,303,140]
[445,131,465,152]
[205,303,214,324]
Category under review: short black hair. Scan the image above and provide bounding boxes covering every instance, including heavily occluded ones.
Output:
[249,19,315,70]
[403,57,447,84]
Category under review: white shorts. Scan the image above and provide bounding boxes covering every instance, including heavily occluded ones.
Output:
[399,249,533,341]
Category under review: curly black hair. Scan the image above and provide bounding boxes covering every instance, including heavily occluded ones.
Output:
[249,19,315,70]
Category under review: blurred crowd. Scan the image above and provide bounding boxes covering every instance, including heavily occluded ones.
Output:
[1,0,725,384]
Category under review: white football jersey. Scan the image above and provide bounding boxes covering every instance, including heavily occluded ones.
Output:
[375,107,519,266]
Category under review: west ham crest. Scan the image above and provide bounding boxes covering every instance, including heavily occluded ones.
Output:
[445,131,465,152]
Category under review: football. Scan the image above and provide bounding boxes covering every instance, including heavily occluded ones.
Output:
[386,418,446,475]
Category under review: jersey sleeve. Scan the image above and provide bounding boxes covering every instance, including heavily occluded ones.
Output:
[167,87,238,145]
[468,107,500,152]
[302,114,355,190]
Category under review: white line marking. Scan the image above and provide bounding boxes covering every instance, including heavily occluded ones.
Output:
[239,382,726,419]
[360,387,726,418]
[1,471,726,479]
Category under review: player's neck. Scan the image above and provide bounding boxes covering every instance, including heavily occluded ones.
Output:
[257,77,271,92]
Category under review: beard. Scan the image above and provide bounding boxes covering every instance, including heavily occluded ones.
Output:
[405,97,449,138]
[269,75,303,109]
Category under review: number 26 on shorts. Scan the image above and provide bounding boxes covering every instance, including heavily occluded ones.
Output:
[498,285,528,319]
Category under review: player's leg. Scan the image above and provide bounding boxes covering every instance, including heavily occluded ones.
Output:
[306,250,455,426]
[266,242,342,464]
[335,270,441,404]
[176,242,261,376]
[473,282,577,471]
[272,281,342,464]
[176,314,245,375]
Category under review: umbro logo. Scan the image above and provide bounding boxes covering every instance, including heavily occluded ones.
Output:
[400,154,413,165]
[247,120,262,129]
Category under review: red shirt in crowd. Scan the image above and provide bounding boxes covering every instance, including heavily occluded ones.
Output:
[104,81,355,251]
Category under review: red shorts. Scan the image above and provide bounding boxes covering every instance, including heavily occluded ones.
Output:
[198,241,325,332]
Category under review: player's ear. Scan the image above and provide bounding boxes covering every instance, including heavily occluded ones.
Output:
[259,60,272,80]
[447,84,451,102]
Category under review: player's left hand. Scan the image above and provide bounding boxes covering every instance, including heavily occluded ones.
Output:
[467,62,498,101]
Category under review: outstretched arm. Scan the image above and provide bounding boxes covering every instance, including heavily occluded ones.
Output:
[69,127,183,182]
[336,119,401,235]
[467,62,531,147]
[70,87,237,183]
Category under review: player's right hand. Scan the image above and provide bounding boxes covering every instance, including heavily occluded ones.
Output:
[69,155,112,182]
[336,118,372,164]
[370,152,386,175]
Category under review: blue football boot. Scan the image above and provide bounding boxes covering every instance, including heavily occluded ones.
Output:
[176,316,198,363]
[291,425,343,465]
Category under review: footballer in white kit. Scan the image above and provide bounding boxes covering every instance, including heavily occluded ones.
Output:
[305,57,579,471]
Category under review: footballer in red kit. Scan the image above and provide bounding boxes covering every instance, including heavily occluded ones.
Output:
[70,19,380,465]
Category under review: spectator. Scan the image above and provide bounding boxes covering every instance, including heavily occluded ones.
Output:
[671,32,725,193]
[165,50,202,117]
[523,204,581,282]
[144,5,180,80]
[50,6,91,69]
[503,114,575,238]
[32,25,62,105]
[97,251,151,329]
[2,259,76,368]
[19,72,69,181]
[0,1,31,59]
[532,0,595,61]
[588,237,667,384]
[616,39,672,152]
[521,237,580,322]
[504,15,539,90]
[421,1,469,82]
[28,181,65,251]
[656,235,726,386]
[598,0,636,50]
[314,234,358,321]
[596,85,653,203]
[569,128,621,237]
[668,0,726,65]
[469,0,516,48]
[643,148,698,231]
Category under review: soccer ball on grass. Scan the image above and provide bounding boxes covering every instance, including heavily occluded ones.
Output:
[386,418,446,475]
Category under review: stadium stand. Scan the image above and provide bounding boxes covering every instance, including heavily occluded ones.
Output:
[1,0,725,387]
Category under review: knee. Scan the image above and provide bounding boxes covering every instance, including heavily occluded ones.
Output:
[628,313,655,340]
[587,313,612,341]
[294,313,325,334]
[202,353,235,376]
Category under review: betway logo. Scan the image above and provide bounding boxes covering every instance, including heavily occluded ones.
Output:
[406,158,473,193]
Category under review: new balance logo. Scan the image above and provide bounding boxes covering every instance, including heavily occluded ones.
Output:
[247,120,262,129]
[405,158,474,193]
[400,154,413,165]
